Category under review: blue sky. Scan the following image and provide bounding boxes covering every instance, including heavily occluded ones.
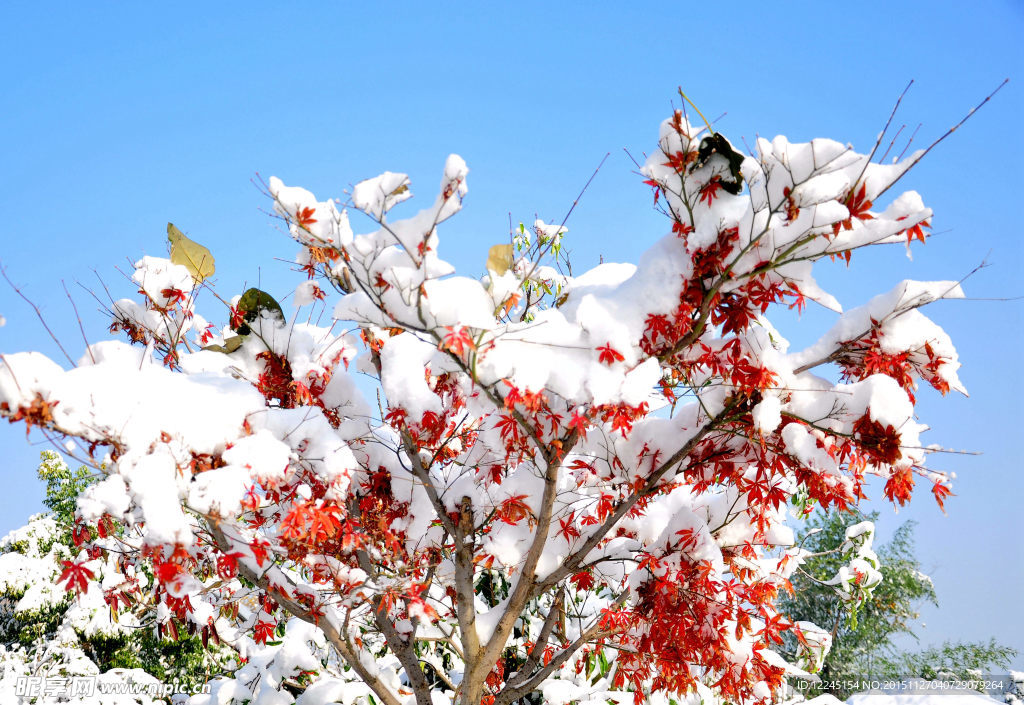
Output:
[1,1,1021,666]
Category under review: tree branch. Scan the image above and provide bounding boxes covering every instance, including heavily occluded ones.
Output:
[534,403,735,596]
[206,522,404,705]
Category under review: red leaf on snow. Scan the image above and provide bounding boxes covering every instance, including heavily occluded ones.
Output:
[253,620,277,645]
[567,409,591,438]
[439,326,476,356]
[296,206,318,229]
[249,540,271,567]
[495,495,535,527]
[698,177,724,206]
[596,343,625,365]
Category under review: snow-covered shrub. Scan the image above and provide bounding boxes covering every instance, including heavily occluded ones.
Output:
[0,453,238,704]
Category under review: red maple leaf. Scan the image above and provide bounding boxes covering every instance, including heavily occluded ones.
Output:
[558,512,581,542]
[297,206,318,229]
[241,484,261,512]
[308,503,342,543]
[160,287,187,305]
[216,552,245,580]
[698,177,724,206]
[662,150,697,172]
[249,540,271,567]
[883,466,915,506]
[672,220,695,237]
[254,620,277,645]
[571,570,596,591]
[567,409,591,438]
[59,560,94,597]
[440,326,476,356]
[833,183,874,235]
[931,482,953,513]
[596,343,625,365]
[898,216,930,245]
[495,495,534,527]
[229,305,245,330]
[281,502,313,540]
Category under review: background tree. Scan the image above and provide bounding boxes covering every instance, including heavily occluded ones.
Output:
[0,94,993,705]
[0,451,238,702]
[877,640,1017,684]
[781,510,1016,699]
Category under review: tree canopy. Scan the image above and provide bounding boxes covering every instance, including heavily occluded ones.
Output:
[0,101,976,705]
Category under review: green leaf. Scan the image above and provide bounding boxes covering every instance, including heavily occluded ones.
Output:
[167,223,215,283]
[201,335,244,354]
[234,288,285,335]
[692,133,745,195]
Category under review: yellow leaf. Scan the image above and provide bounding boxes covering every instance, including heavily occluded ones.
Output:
[486,244,514,275]
[168,222,215,283]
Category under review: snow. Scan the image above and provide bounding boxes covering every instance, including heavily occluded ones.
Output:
[297,678,372,705]
[132,255,194,308]
[270,176,352,248]
[420,276,496,329]
[752,395,783,434]
[351,171,412,219]
[294,280,322,307]
[222,430,293,484]
[543,678,588,705]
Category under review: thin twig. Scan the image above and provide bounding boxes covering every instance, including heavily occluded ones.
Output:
[895,123,923,162]
[1,262,75,367]
[877,123,907,164]
[62,281,95,364]
[852,79,914,189]
[518,152,610,287]
[621,147,642,170]
[879,78,1009,200]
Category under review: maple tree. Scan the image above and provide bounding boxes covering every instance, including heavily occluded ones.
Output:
[0,95,988,705]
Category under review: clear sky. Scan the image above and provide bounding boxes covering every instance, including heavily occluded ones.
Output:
[1,1,1021,667]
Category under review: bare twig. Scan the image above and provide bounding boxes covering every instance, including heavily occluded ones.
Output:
[1,262,76,367]
[852,79,914,189]
[878,78,1009,200]
[62,281,95,364]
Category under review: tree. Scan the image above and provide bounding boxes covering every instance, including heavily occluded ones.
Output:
[0,451,237,703]
[780,511,937,679]
[877,640,1017,685]
[0,97,983,705]
[780,511,1016,699]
